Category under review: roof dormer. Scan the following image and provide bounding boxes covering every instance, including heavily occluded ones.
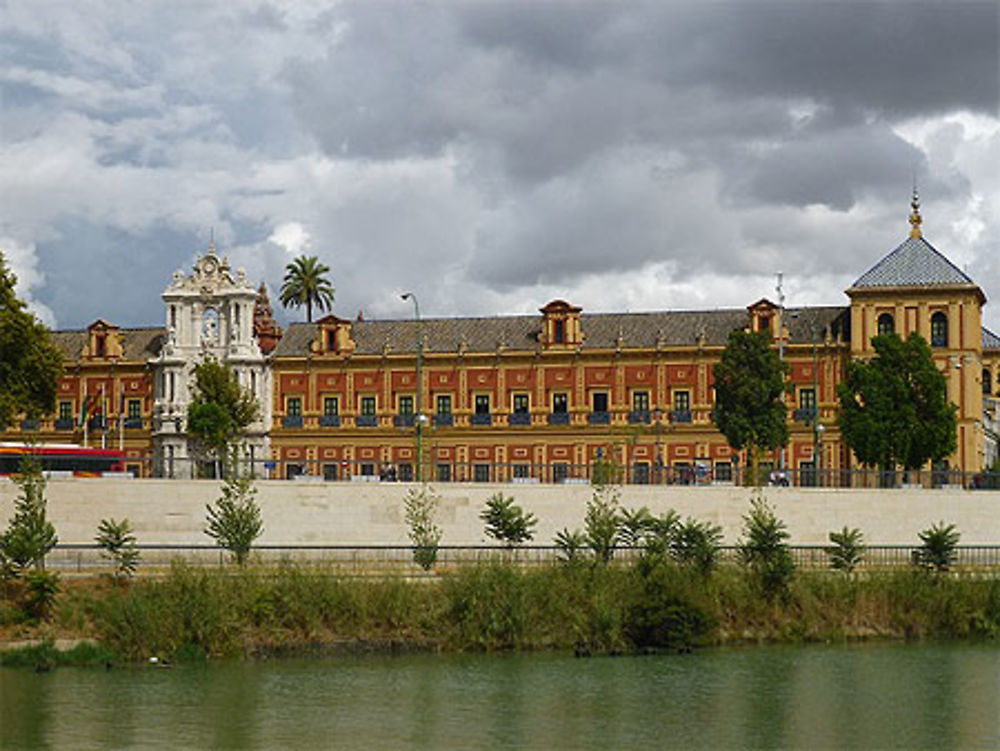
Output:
[84,319,123,359]
[747,298,780,340]
[314,314,356,356]
[540,299,583,349]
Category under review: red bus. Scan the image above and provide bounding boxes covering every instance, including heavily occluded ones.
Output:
[0,443,126,476]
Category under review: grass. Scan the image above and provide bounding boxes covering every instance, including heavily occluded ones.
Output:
[3,562,1000,666]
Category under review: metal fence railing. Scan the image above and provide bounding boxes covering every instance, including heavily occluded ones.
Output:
[43,544,1000,573]
[91,456,1000,491]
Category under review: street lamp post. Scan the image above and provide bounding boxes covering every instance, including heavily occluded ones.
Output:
[401,292,425,482]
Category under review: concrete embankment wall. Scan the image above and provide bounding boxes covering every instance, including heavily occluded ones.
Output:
[1,478,999,547]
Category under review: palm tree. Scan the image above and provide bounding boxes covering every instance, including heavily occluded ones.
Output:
[279,255,335,322]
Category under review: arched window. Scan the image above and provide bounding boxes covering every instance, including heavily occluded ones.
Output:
[931,312,948,347]
[877,313,894,337]
[984,368,993,396]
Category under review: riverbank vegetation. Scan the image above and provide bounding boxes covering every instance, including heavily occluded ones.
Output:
[3,560,1000,667]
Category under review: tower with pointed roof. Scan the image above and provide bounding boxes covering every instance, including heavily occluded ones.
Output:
[846,189,987,474]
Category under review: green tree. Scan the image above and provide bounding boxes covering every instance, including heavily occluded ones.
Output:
[279,255,335,323]
[738,493,795,599]
[405,486,443,570]
[0,253,63,430]
[205,449,263,566]
[480,493,537,547]
[826,526,865,573]
[584,486,621,564]
[95,518,140,581]
[917,521,960,573]
[187,359,259,475]
[553,528,587,563]
[837,333,957,476]
[712,329,789,485]
[670,518,724,577]
[1,456,58,574]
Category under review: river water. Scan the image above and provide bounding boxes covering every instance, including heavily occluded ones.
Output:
[2,642,998,750]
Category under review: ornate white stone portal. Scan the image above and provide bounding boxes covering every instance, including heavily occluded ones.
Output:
[151,243,271,478]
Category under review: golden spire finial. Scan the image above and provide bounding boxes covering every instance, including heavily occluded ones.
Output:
[208,226,217,254]
[908,183,922,239]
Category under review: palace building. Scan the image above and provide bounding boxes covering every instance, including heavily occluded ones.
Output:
[6,194,1000,483]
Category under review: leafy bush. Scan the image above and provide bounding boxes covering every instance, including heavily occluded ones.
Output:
[917,522,960,573]
[585,486,621,564]
[827,526,865,573]
[554,528,587,563]
[96,517,140,580]
[405,486,443,570]
[624,564,715,651]
[205,454,263,566]
[738,494,795,599]
[480,493,537,547]
[23,570,60,622]
[670,518,724,576]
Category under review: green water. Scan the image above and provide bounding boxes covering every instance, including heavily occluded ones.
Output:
[2,643,998,750]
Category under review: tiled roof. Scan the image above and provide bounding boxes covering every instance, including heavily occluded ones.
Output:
[850,236,977,290]
[272,306,850,358]
[983,327,1000,352]
[50,328,166,362]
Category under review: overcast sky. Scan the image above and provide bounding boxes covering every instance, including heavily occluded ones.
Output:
[2,1,998,333]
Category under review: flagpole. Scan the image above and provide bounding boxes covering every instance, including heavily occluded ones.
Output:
[119,388,124,453]
[101,383,107,449]
[82,382,88,448]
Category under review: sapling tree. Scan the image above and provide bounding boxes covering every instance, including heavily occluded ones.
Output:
[2,456,57,574]
[480,493,537,547]
[205,448,263,566]
[917,522,960,573]
[96,517,141,581]
[584,485,621,564]
[553,528,587,563]
[405,486,443,570]
[738,493,795,598]
[670,518,724,577]
[826,526,865,573]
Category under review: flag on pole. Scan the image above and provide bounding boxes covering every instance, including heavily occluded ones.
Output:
[78,394,92,427]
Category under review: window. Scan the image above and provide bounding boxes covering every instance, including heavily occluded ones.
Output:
[513,463,531,479]
[436,394,452,415]
[591,392,609,413]
[436,463,451,483]
[759,316,771,333]
[673,391,690,412]
[984,369,993,396]
[798,388,816,410]
[552,393,568,413]
[714,462,733,483]
[632,391,649,412]
[128,399,142,419]
[552,462,569,483]
[286,397,302,417]
[512,393,530,414]
[360,463,375,477]
[59,401,72,421]
[554,319,565,344]
[474,463,490,482]
[323,464,338,481]
[360,396,376,416]
[398,463,413,482]
[474,394,490,414]
[399,395,414,415]
[95,335,106,357]
[931,311,948,347]
[324,396,339,416]
[326,330,337,352]
[170,305,177,329]
[877,313,894,337]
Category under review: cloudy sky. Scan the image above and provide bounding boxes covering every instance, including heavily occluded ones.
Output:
[2,1,998,333]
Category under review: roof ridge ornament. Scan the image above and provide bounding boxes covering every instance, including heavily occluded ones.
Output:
[909,184,923,239]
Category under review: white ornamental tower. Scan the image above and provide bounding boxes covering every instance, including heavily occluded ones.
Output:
[151,242,271,477]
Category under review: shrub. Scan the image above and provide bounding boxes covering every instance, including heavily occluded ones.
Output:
[917,522,960,573]
[405,486,443,570]
[205,453,263,566]
[670,518,724,577]
[827,526,865,573]
[585,486,621,564]
[554,528,587,563]
[738,493,795,599]
[480,493,537,547]
[623,564,715,651]
[2,456,57,574]
[23,570,60,623]
[96,517,140,581]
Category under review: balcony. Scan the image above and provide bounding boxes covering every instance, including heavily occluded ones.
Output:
[794,407,818,423]
[588,411,610,425]
[356,415,378,428]
[548,412,570,426]
[124,416,144,430]
[433,413,453,427]
[87,416,107,431]
[509,413,531,426]
[54,418,75,431]
[628,410,651,425]
[319,414,341,428]
[394,414,416,428]
[20,419,40,431]
[669,409,693,424]
[470,413,492,426]
[283,415,304,429]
